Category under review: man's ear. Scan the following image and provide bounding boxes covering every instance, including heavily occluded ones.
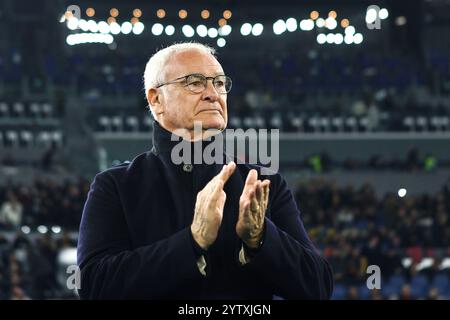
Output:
[147,88,163,115]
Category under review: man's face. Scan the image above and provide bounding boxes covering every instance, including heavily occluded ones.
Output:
[151,49,228,138]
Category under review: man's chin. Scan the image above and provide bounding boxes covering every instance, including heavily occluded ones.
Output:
[195,116,226,131]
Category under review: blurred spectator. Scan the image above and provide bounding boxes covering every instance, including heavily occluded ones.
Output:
[0,191,23,229]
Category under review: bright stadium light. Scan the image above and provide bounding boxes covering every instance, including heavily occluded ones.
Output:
[345,26,355,35]
[133,22,145,35]
[217,38,226,47]
[66,36,76,45]
[21,226,31,234]
[334,33,343,44]
[152,23,164,35]
[241,23,252,36]
[353,33,363,44]
[299,19,314,31]
[208,27,218,38]
[379,8,389,19]
[344,34,353,44]
[366,8,377,24]
[98,21,110,34]
[252,23,263,36]
[52,226,62,234]
[316,33,326,44]
[325,17,337,30]
[326,33,335,44]
[121,21,132,34]
[165,25,175,35]
[196,25,208,37]
[316,18,325,28]
[286,18,297,32]
[67,17,79,30]
[110,22,121,35]
[37,225,48,234]
[273,19,286,35]
[78,19,89,32]
[182,25,195,37]
[398,188,407,198]
[87,20,98,33]
[218,25,232,36]
[66,33,114,45]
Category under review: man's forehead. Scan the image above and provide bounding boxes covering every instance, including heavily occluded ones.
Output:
[165,50,224,76]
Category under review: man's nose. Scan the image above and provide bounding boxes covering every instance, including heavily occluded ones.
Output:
[201,80,220,101]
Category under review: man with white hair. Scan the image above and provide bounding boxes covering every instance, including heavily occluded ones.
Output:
[77,42,333,299]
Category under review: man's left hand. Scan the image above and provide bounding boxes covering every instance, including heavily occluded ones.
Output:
[236,169,270,248]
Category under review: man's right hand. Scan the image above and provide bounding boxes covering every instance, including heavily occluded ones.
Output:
[191,161,236,250]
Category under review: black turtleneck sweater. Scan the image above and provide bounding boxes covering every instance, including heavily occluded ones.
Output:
[77,121,333,299]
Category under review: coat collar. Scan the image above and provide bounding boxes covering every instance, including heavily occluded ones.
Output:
[150,120,225,159]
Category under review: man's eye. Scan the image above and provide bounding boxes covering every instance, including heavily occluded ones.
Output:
[189,81,204,87]
[215,81,225,87]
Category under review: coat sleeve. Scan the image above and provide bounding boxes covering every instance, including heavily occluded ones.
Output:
[240,172,334,299]
[77,171,204,299]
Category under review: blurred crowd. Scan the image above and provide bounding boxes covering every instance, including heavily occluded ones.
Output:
[1,175,450,299]
[296,177,450,299]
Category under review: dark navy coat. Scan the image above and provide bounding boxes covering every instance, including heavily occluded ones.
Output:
[77,121,333,299]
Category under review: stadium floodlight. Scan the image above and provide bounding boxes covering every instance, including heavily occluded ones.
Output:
[326,33,335,44]
[398,188,407,198]
[325,17,337,30]
[345,26,355,35]
[316,18,325,28]
[67,17,79,30]
[121,21,132,34]
[366,8,377,24]
[353,33,363,44]
[196,25,208,37]
[219,24,232,36]
[379,8,389,19]
[37,225,48,234]
[240,23,252,36]
[98,21,110,34]
[52,226,62,234]
[165,25,175,35]
[110,22,121,35]
[273,19,286,35]
[182,25,195,37]
[78,19,89,32]
[66,35,75,45]
[286,18,297,32]
[316,33,326,44]
[208,27,218,38]
[299,19,314,31]
[217,38,226,47]
[21,226,31,234]
[151,23,164,35]
[87,20,99,33]
[344,34,353,44]
[334,33,343,44]
[252,23,263,36]
[132,22,145,35]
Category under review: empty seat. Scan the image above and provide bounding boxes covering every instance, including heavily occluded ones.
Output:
[41,103,54,118]
[98,116,111,132]
[142,116,153,131]
[331,117,344,132]
[12,102,25,118]
[0,102,9,118]
[19,131,34,147]
[125,116,139,132]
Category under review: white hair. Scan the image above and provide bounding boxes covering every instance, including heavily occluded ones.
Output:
[143,42,216,118]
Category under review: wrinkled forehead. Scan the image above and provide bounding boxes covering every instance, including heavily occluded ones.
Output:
[163,49,224,80]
